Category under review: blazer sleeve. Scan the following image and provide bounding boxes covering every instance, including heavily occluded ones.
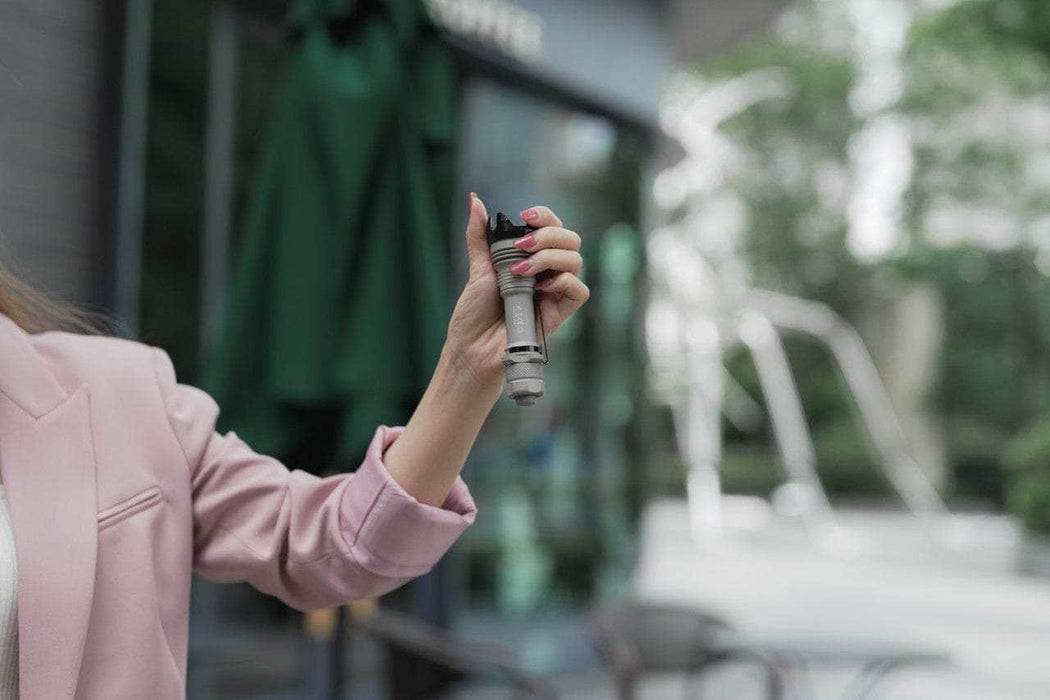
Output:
[151,348,476,611]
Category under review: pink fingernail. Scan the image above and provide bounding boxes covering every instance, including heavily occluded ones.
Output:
[467,194,474,216]
[510,260,530,275]
[536,277,552,289]
[513,234,536,250]
[520,208,538,221]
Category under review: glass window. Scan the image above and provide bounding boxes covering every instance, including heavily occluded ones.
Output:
[456,77,649,615]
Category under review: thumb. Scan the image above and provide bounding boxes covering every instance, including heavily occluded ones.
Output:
[464,192,491,275]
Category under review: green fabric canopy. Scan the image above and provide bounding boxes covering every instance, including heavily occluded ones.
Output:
[204,0,456,465]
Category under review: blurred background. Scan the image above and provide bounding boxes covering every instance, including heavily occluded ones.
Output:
[3,0,1050,697]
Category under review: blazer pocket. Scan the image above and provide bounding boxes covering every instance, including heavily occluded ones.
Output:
[98,486,163,532]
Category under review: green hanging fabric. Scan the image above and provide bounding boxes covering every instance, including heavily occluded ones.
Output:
[203,0,456,465]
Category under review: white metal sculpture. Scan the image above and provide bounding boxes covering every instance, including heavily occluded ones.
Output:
[647,70,950,545]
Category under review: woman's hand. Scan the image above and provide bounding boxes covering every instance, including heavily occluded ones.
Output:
[383,193,588,505]
[442,193,590,395]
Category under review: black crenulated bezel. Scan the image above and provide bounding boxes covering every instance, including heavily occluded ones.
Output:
[487,212,537,245]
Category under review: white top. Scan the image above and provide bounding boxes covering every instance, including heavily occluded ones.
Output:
[0,487,18,699]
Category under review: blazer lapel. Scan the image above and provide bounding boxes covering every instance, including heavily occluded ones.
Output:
[0,314,98,698]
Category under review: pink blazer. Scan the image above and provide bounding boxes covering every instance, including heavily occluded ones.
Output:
[0,313,476,698]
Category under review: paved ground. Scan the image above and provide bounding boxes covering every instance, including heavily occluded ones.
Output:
[189,498,1050,698]
[632,497,1050,699]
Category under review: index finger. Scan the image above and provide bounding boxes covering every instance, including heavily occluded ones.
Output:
[520,205,563,228]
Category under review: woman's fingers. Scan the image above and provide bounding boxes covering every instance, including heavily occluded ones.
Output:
[537,272,590,332]
[520,205,563,228]
[513,226,581,253]
[509,248,582,277]
[464,193,492,276]
[537,272,590,303]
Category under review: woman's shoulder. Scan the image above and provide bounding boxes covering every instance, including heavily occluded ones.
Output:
[29,329,171,397]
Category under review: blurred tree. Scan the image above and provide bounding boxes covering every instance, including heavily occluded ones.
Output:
[686,0,1050,511]
[690,0,889,499]
[1003,415,1050,534]
[902,0,1050,507]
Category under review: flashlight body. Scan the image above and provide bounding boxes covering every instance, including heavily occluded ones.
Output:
[487,214,545,406]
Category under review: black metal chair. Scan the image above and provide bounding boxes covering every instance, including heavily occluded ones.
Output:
[590,601,785,700]
[352,607,559,699]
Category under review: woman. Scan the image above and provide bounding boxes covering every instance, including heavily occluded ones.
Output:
[0,195,587,698]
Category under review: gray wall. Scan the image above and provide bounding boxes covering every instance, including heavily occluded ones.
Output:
[429,0,670,129]
[0,1,111,305]
[670,0,793,63]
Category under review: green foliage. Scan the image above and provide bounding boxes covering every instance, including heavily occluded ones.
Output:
[896,248,1050,507]
[703,39,857,153]
[913,0,1050,66]
[722,339,892,499]
[690,0,1050,508]
[1003,417,1050,533]
[721,446,780,495]
[812,418,889,496]
[907,4,1050,107]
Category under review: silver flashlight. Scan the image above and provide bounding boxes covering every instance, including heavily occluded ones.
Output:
[488,213,545,406]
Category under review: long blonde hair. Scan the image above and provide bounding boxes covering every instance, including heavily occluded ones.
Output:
[0,260,105,335]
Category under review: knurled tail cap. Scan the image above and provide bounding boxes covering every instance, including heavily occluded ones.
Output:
[487,212,536,246]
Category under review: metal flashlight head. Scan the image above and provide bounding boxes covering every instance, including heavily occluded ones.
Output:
[488,212,545,406]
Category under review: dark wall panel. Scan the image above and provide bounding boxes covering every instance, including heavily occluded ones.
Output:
[0,1,108,304]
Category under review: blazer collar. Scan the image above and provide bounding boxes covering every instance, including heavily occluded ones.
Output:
[0,311,98,698]
[0,312,70,418]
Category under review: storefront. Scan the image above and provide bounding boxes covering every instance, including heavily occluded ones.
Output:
[0,0,792,693]
[132,1,669,695]
[2,0,757,695]
[428,0,666,614]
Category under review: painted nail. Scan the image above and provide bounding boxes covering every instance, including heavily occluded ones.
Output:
[536,277,552,289]
[513,233,536,250]
[510,260,530,275]
[520,207,538,221]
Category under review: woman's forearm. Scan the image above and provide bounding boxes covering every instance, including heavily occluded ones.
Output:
[380,349,503,506]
